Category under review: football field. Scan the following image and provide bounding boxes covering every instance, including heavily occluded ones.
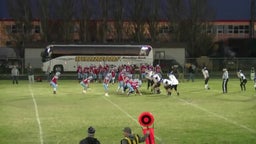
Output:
[0,79,256,144]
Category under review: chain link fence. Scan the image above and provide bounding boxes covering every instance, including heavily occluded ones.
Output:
[184,57,256,80]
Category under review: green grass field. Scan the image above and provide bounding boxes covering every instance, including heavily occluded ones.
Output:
[0,78,256,144]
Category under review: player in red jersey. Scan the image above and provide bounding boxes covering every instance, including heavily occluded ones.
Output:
[80,76,93,93]
[117,69,126,93]
[50,72,61,94]
[103,73,112,96]
[110,68,117,84]
[130,79,142,95]
[83,65,90,79]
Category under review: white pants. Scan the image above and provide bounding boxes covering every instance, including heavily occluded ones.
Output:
[28,75,34,83]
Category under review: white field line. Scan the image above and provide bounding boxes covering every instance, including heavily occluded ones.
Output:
[28,85,44,144]
[103,96,162,142]
[174,96,256,134]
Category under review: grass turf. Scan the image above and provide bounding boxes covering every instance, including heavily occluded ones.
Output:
[0,79,256,144]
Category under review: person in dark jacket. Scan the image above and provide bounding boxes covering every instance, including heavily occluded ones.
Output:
[79,126,100,144]
[120,127,149,144]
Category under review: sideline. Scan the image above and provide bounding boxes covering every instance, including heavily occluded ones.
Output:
[28,85,44,144]
[174,96,256,134]
[103,96,162,142]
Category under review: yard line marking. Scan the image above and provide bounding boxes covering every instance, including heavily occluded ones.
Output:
[103,96,162,142]
[174,97,256,134]
[28,85,44,144]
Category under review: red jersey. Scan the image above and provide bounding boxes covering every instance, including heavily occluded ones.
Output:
[83,66,90,73]
[147,65,154,71]
[51,76,58,84]
[77,65,82,73]
[155,65,162,73]
[118,72,125,81]
[82,78,90,84]
[140,64,147,73]
[125,65,132,73]
[131,81,139,89]
[111,70,116,77]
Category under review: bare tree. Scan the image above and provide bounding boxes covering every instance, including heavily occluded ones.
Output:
[99,0,110,43]
[185,0,215,57]
[250,0,255,38]
[37,0,50,42]
[77,0,94,42]
[128,0,147,42]
[111,0,125,42]
[145,0,160,42]
[48,0,76,42]
[166,0,215,57]
[166,0,186,42]
[7,0,33,46]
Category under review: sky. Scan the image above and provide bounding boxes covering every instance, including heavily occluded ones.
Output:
[209,0,251,20]
[0,0,252,20]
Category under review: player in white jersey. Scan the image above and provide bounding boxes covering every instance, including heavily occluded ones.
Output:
[237,70,247,91]
[202,67,210,90]
[152,73,162,94]
[168,72,180,95]
[162,79,172,95]
[145,70,155,91]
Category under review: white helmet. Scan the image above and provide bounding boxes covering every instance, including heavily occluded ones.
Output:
[55,72,61,76]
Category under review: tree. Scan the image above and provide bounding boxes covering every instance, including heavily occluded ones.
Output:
[166,0,215,57]
[77,0,94,42]
[127,0,147,42]
[111,0,125,42]
[145,0,160,42]
[99,0,110,43]
[37,0,50,42]
[7,0,33,47]
[185,0,215,57]
[166,0,186,42]
[52,0,76,42]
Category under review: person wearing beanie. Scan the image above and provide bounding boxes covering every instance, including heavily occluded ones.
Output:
[120,127,150,144]
[79,126,100,144]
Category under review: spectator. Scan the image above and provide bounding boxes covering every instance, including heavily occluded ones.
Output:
[11,65,19,84]
[79,126,100,144]
[222,68,229,93]
[45,66,51,82]
[120,127,149,144]
[187,64,195,82]
[27,65,35,84]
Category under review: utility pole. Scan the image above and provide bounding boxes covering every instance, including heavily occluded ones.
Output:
[250,0,255,39]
